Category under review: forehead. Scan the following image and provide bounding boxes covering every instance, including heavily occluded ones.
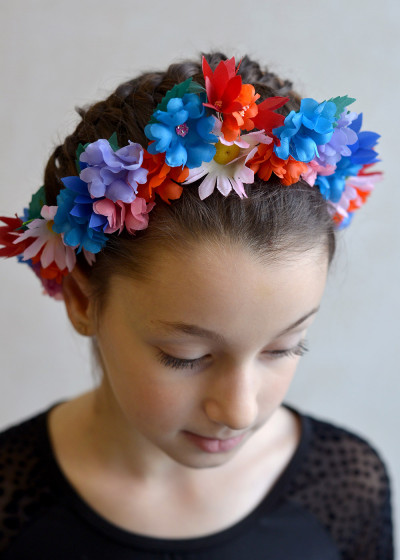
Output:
[105,243,328,346]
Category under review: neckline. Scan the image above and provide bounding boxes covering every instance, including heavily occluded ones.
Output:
[40,401,312,550]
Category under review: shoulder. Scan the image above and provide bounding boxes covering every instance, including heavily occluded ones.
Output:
[0,406,58,552]
[285,407,393,559]
[302,411,391,489]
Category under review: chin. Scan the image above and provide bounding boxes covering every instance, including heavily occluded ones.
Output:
[165,441,245,470]
[173,453,236,470]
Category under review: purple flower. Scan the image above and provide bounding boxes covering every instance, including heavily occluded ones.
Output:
[316,110,359,167]
[79,140,148,203]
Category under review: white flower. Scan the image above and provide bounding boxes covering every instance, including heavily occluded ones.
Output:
[15,205,76,271]
[184,131,272,200]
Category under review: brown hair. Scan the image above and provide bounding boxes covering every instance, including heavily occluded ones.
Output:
[43,52,335,313]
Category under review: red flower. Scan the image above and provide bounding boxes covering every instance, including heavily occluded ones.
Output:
[0,216,33,258]
[252,97,289,137]
[202,56,243,117]
[222,83,261,141]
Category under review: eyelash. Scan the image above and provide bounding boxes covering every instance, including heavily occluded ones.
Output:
[156,340,309,370]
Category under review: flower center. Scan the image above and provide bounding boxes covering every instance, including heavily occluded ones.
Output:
[213,141,241,165]
[238,104,250,118]
[46,220,55,232]
[214,100,223,110]
[175,123,189,137]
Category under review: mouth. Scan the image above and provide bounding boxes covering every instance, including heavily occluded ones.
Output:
[183,431,248,453]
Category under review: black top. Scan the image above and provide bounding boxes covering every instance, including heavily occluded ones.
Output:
[0,403,394,559]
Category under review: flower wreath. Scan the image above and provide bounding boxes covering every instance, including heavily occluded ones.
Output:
[0,56,381,299]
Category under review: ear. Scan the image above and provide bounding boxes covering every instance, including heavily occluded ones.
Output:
[62,268,95,336]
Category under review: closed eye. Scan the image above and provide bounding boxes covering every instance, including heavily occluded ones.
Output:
[156,350,205,370]
[156,340,308,370]
[266,340,309,359]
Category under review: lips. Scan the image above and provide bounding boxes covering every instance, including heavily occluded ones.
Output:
[183,431,247,453]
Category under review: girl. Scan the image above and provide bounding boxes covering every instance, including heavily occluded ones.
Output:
[0,53,393,559]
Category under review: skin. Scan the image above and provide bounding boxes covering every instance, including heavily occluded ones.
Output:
[51,241,328,536]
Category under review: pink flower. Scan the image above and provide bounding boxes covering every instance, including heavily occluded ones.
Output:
[302,159,336,186]
[93,197,155,235]
[15,206,76,271]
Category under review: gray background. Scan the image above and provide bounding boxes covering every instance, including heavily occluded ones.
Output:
[1,0,399,551]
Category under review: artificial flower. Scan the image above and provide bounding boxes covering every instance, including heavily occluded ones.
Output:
[26,258,65,300]
[14,205,76,271]
[184,131,269,199]
[202,56,243,116]
[251,97,289,136]
[220,83,260,141]
[330,167,381,223]
[315,173,346,204]
[79,139,148,203]
[301,159,336,187]
[315,110,358,167]
[58,175,109,233]
[0,216,33,258]
[273,98,337,162]
[92,197,154,235]
[145,94,217,168]
[248,142,308,186]
[30,254,67,282]
[347,113,380,165]
[137,151,188,203]
[53,186,108,254]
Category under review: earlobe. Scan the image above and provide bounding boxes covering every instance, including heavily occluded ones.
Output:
[62,268,95,336]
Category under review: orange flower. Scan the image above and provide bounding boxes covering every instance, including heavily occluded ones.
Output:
[31,253,68,283]
[347,186,371,213]
[280,157,308,186]
[248,143,307,185]
[222,84,260,141]
[138,150,189,204]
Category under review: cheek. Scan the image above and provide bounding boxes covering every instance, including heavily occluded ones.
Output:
[259,358,300,406]
[111,362,198,431]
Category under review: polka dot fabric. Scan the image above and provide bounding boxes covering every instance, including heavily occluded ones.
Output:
[284,416,393,560]
[0,405,394,558]
[0,413,56,550]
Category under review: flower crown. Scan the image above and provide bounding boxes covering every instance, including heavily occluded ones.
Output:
[0,56,381,299]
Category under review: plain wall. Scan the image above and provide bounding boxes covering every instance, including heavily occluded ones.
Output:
[1,0,399,550]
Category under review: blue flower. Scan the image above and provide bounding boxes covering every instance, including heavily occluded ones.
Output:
[347,113,380,165]
[273,98,337,162]
[53,177,108,254]
[144,93,217,168]
[337,212,354,230]
[315,157,362,203]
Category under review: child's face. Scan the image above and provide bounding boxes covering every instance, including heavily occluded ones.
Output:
[93,243,328,470]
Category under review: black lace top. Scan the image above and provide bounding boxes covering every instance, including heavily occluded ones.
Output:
[0,403,394,559]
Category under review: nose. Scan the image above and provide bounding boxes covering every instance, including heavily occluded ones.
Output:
[203,363,259,431]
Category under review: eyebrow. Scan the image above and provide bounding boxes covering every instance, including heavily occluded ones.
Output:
[154,307,320,343]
